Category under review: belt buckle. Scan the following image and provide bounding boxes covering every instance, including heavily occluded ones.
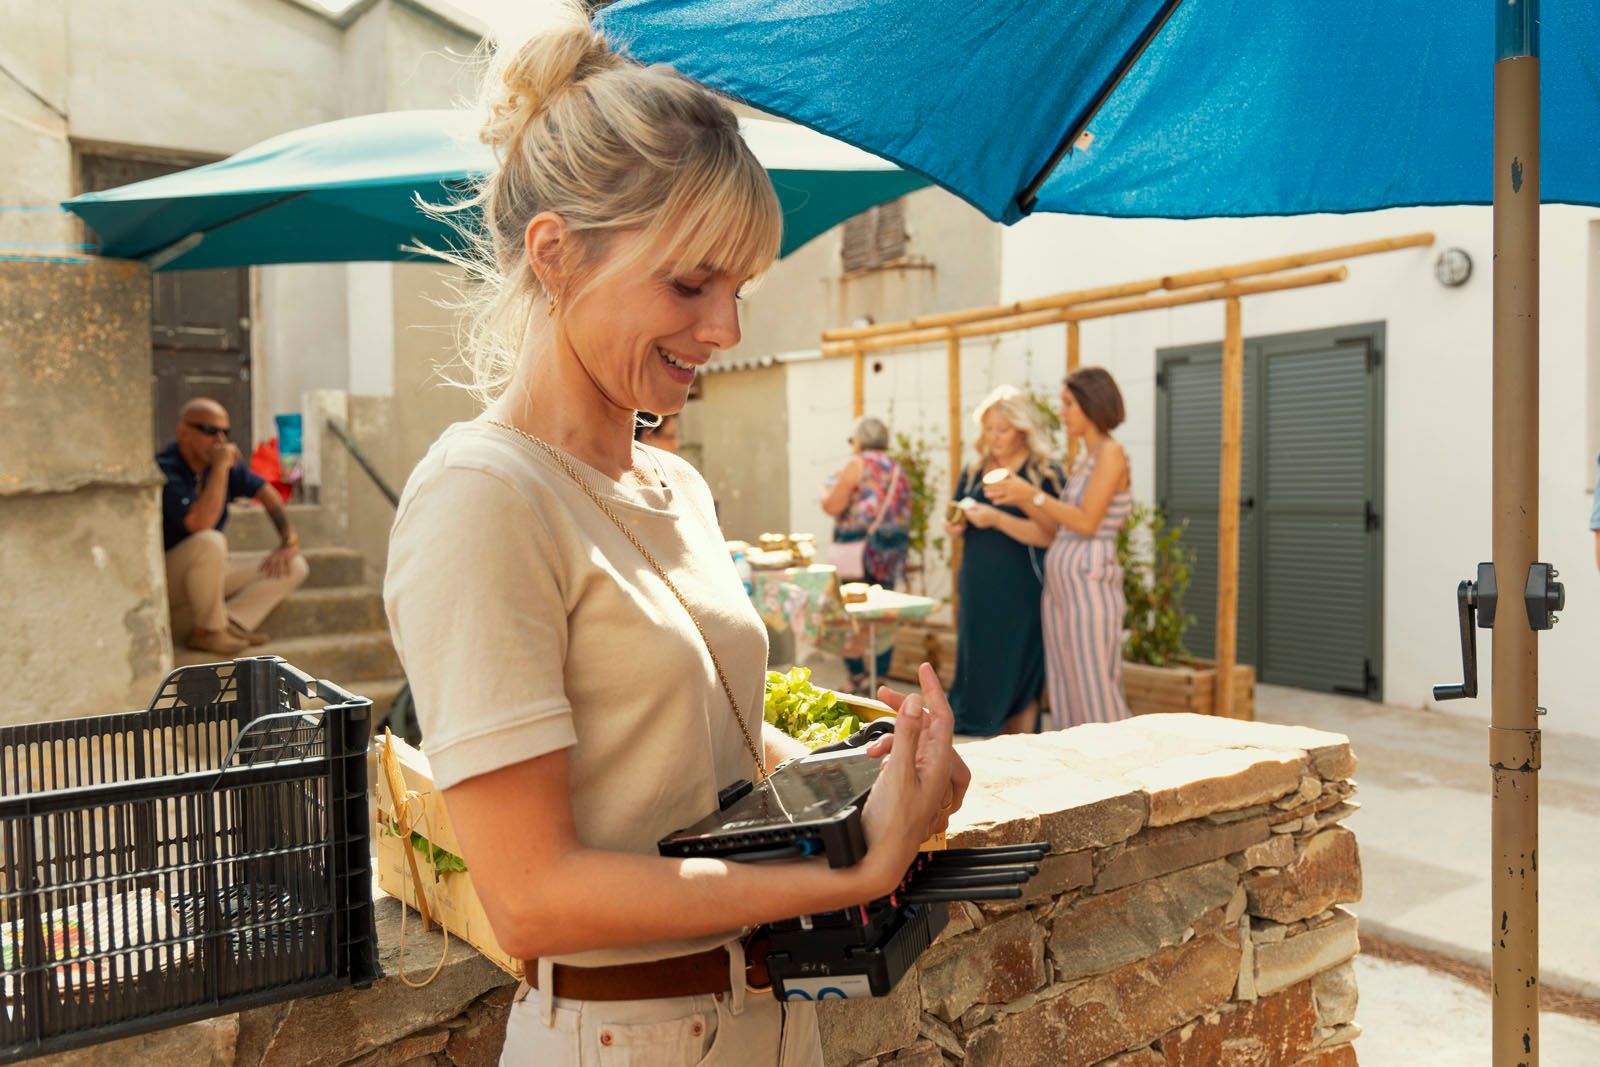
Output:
[741,932,772,994]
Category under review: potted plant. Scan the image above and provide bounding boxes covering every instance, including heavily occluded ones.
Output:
[1117,503,1255,718]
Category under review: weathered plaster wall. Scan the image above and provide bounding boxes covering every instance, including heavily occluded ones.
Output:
[684,364,792,542]
[0,261,170,722]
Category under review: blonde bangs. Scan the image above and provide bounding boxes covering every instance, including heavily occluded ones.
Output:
[649,137,782,285]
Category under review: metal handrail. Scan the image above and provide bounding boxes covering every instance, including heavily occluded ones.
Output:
[324,416,400,508]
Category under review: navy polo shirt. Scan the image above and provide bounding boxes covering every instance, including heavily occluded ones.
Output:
[156,441,266,551]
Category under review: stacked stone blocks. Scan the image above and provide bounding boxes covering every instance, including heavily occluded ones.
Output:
[817,713,1363,1067]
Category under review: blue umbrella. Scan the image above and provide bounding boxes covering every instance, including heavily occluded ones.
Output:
[61,108,927,270]
[595,3,1584,1063]
[599,0,1600,221]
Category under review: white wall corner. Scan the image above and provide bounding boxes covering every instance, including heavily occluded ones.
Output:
[347,262,396,397]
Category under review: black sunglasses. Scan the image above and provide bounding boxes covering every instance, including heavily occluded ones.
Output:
[187,422,229,437]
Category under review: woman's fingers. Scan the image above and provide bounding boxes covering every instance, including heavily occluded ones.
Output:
[874,684,910,711]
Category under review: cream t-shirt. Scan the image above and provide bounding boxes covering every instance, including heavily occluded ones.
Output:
[383,418,768,967]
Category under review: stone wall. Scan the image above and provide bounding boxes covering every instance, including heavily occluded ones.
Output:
[813,713,1363,1067]
[29,714,1360,1065]
[0,260,171,724]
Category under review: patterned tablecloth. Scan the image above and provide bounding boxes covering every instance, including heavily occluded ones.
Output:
[749,564,936,658]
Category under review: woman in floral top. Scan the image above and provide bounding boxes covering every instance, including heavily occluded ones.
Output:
[821,415,912,690]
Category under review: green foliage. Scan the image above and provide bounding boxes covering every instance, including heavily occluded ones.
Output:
[890,431,947,593]
[764,666,862,749]
[1022,386,1064,452]
[385,819,469,877]
[1116,503,1195,666]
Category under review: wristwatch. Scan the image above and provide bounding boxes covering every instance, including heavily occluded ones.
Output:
[1032,491,1048,508]
[281,532,300,548]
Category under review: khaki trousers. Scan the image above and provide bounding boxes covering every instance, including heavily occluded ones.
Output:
[165,529,310,635]
[499,945,823,1066]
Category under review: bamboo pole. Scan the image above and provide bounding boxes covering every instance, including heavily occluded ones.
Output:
[1066,321,1081,463]
[947,337,962,494]
[821,233,1432,344]
[852,348,865,418]
[1061,266,1349,324]
[1214,298,1244,721]
[820,266,1349,358]
[1491,15,1541,1063]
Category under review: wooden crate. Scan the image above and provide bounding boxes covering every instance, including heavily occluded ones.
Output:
[887,622,956,688]
[1122,658,1256,720]
[370,736,522,979]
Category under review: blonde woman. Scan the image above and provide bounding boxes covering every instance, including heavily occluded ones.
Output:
[383,17,967,1065]
[945,386,1066,734]
[986,367,1134,728]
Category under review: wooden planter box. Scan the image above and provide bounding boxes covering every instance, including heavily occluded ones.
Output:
[1122,658,1256,720]
[888,621,956,688]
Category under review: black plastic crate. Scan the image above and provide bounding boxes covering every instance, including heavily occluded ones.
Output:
[0,657,380,1062]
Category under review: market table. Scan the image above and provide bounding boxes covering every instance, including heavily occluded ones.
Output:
[748,563,936,691]
[843,587,937,693]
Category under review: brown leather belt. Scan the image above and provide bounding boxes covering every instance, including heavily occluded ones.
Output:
[525,939,771,1002]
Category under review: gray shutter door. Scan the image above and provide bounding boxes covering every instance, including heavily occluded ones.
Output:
[1156,354,1261,667]
[1257,335,1380,694]
[1157,324,1383,700]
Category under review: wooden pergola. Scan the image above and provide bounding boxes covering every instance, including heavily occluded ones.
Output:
[819,232,1434,717]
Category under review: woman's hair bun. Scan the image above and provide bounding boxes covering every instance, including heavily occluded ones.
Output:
[482,24,621,149]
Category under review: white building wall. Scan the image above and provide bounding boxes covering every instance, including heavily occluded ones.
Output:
[980,204,1599,736]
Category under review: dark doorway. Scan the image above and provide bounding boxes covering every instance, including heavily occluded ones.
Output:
[78,151,254,450]
[1156,323,1385,700]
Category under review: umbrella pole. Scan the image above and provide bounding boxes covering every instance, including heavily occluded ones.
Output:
[1491,3,1540,1063]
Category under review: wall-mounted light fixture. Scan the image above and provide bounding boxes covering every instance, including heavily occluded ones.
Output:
[1434,247,1473,288]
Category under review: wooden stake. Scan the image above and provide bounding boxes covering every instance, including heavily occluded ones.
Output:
[821,232,1431,343]
[379,730,433,931]
[852,348,865,418]
[1065,321,1081,464]
[947,337,962,493]
[1215,298,1244,720]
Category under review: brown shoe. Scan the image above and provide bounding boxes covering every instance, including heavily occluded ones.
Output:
[227,621,269,646]
[187,627,249,656]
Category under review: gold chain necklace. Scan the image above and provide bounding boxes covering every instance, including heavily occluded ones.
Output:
[487,419,766,779]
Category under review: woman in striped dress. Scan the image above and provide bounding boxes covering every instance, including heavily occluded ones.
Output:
[983,367,1133,727]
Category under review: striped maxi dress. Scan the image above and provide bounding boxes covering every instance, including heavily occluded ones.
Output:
[1042,452,1134,728]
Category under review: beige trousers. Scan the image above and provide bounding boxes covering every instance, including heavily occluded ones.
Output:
[165,529,309,634]
[499,944,823,1066]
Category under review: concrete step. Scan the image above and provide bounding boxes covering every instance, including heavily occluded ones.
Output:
[259,585,385,639]
[174,630,400,683]
[299,547,366,589]
[226,502,343,552]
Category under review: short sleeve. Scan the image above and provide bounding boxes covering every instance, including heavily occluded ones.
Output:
[383,464,577,790]
[229,461,266,499]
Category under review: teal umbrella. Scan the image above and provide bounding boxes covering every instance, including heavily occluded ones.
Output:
[62,109,928,270]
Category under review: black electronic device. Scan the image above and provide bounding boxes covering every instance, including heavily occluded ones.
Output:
[762,842,1048,1001]
[659,720,1049,1001]
[658,745,885,868]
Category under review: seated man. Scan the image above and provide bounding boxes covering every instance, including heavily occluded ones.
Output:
[158,398,308,655]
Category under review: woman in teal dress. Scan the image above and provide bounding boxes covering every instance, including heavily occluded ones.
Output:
[945,386,1065,735]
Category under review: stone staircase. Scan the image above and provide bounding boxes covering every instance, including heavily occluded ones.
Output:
[171,501,406,722]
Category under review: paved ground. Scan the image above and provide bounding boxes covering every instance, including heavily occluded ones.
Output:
[1255,684,1600,1000]
[1351,953,1600,1065]
[800,651,1600,1061]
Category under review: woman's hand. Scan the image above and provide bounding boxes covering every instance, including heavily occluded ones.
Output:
[984,472,1033,507]
[866,667,972,837]
[858,663,959,896]
[943,518,967,539]
[964,502,1002,529]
